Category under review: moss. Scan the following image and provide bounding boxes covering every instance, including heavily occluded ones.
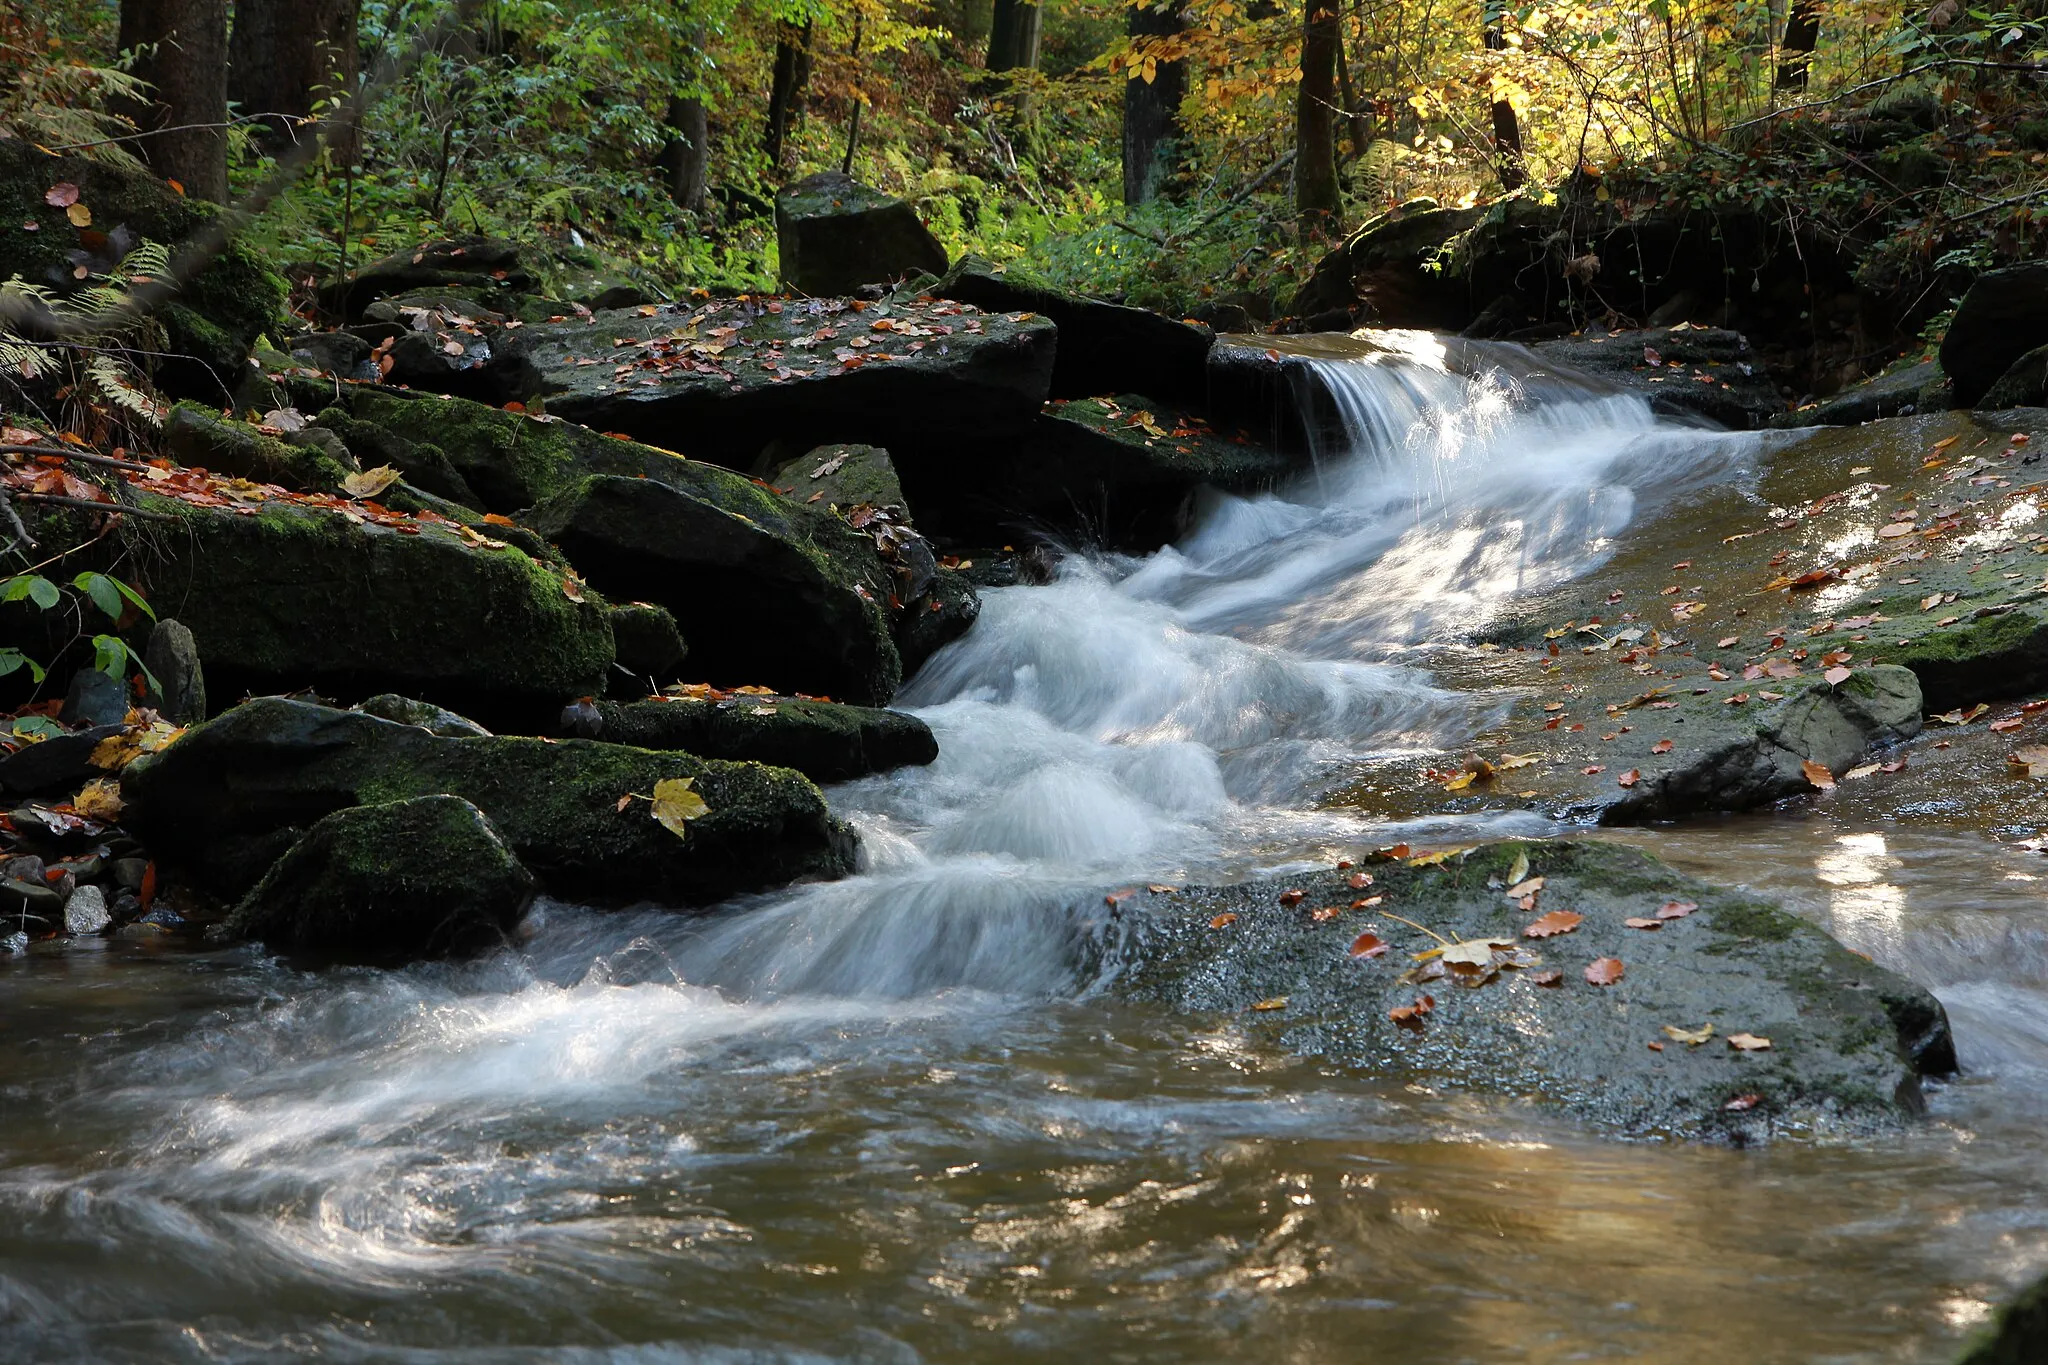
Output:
[1701,894,1801,943]
[163,402,353,491]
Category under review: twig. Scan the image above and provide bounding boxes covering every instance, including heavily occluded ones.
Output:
[0,489,35,553]
[0,445,154,472]
[1951,188,2048,222]
[10,494,175,520]
[1726,58,2048,134]
[1111,219,1169,246]
[1170,151,1298,243]
[42,112,307,152]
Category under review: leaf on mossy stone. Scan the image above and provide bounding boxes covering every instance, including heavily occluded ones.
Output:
[66,202,91,227]
[342,465,402,499]
[43,182,79,207]
[650,776,709,837]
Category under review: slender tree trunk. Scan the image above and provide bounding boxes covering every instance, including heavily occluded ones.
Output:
[117,0,230,200]
[1483,0,1526,190]
[986,0,1042,71]
[227,0,359,146]
[1295,0,1343,224]
[1334,36,1370,160]
[663,95,709,212]
[1121,0,1187,205]
[763,22,814,169]
[1776,0,1820,90]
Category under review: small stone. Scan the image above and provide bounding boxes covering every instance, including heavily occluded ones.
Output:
[64,884,110,935]
[110,857,150,893]
[0,931,26,955]
[142,619,208,725]
[0,876,64,921]
[1,855,45,885]
[61,668,130,729]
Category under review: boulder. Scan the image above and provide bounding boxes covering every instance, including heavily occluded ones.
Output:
[142,619,206,723]
[354,693,490,737]
[1982,343,2048,411]
[770,443,906,512]
[1288,200,1485,325]
[1531,326,1784,428]
[1114,840,1954,1141]
[511,295,1058,478]
[1769,359,1943,428]
[126,491,614,722]
[525,473,900,704]
[774,172,949,296]
[229,795,535,962]
[1940,264,2048,406]
[0,139,285,398]
[122,696,856,906]
[897,566,980,681]
[931,255,1215,408]
[606,602,688,682]
[569,695,937,783]
[163,402,355,493]
[0,724,121,794]
[1959,1272,2048,1364]
[61,669,128,728]
[322,235,535,321]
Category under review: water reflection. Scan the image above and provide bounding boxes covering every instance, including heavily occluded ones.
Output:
[1815,831,1909,959]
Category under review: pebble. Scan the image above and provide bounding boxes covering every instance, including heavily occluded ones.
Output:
[63,885,110,935]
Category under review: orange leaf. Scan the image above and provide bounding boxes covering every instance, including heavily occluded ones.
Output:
[1209,912,1238,929]
[1348,931,1390,959]
[1624,917,1662,930]
[1389,994,1434,1029]
[1654,899,1697,920]
[1801,759,1835,790]
[1523,910,1583,938]
[1651,739,1673,754]
[1277,889,1305,907]
[1584,957,1625,985]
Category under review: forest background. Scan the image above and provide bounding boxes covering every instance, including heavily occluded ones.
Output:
[2,0,2045,359]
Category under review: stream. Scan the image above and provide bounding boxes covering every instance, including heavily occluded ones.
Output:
[5,337,2047,1362]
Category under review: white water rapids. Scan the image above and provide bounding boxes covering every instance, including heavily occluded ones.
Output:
[11,333,2048,1362]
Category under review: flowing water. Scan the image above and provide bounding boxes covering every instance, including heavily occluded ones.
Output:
[6,333,2048,1362]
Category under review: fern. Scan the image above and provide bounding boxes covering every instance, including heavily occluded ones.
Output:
[0,39,149,171]
[1,239,173,427]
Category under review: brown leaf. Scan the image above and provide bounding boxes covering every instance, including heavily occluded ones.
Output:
[1530,970,1564,987]
[1823,666,1852,686]
[1389,994,1435,1029]
[1651,739,1674,754]
[44,182,80,207]
[1723,1093,1762,1111]
[1727,1032,1773,1051]
[1209,912,1238,929]
[1624,917,1663,930]
[1801,759,1836,790]
[1348,931,1390,959]
[1654,899,1698,920]
[1616,768,1642,788]
[1523,910,1583,938]
[1347,871,1373,889]
[1584,957,1625,986]
[1104,888,1138,907]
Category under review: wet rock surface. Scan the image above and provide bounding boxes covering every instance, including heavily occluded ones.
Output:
[569,695,937,783]
[228,794,535,962]
[1530,326,1784,428]
[1114,840,1952,1141]
[1942,264,2048,406]
[121,697,856,908]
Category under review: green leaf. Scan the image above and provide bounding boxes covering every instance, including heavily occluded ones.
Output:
[0,647,46,683]
[3,575,59,610]
[113,577,156,621]
[92,634,159,693]
[74,572,124,622]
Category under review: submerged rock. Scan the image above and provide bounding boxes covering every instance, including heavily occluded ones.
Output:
[125,493,614,721]
[774,171,949,297]
[122,697,855,907]
[1115,840,1953,1141]
[931,255,1215,408]
[569,696,936,783]
[229,795,534,962]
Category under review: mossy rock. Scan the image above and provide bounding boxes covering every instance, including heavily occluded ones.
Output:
[123,697,857,907]
[0,139,284,399]
[607,602,687,682]
[897,565,981,682]
[575,695,936,783]
[1114,839,1953,1141]
[770,444,907,512]
[228,795,535,962]
[774,171,948,297]
[164,402,355,492]
[1958,1272,2048,1364]
[123,492,614,723]
[322,235,534,321]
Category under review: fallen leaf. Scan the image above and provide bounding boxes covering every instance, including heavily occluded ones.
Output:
[1104,888,1138,907]
[1584,957,1625,985]
[1251,996,1289,1012]
[1505,850,1530,886]
[1148,884,1178,894]
[1801,759,1835,790]
[1654,899,1698,920]
[43,182,79,207]
[1582,764,1606,775]
[73,777,124,821]
[1530,970,1564,987]
[1624,916,1663,930]
[1349,931,1390,959]
[1523,910,1583,938]
[1312,905,1341,922]
[1727,1032,1773,1051]
[1346,871,1373,889]
[1724,1093,1763,1111]
[2011,746,2048,775]
[1663,1023,1715,1046]
[1616,768,1642,788]
[1209,912,1239,929]
[1278,889,1305,907]
[66,202,91,227]
[1503,875,1545,900]
[342,465,402,499]
[1389,994,1435,1029]
[1824,666,1852,686]
[649,776,710,836]
[1992,717,2025,733]
[1651,739,1674,754]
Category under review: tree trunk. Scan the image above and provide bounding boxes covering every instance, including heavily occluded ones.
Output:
[763,22,814,169]
[227,0,360,146]
[1295,0,1343,224]
[986,0,1042,72]
[663,95,709,213]
[1334,34,1370,161]
[118,0,231,201]
[1121,0,1187,206]
[1483,0,1526,190]
[1776,0,1820,90]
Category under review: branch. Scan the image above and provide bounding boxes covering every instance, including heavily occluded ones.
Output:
[1170,151,1298,242]
[0,489,34,554]
[10,493,175,520]
[1726,57,2048,134]
[1,445,155,472]
[1951,187,2048,222]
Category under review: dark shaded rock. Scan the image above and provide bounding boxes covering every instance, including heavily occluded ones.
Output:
[1289,201,1485,325]
[229,795,535,962]
[61,670,128,729]
[551,272,653,311]
[525,474,899,704]
[312,401,484,508]
[0,876,63,927]
[1941,264,2048,406]
[126,492,614,723]
[164,402,354,493]
[122,696,855,907]
[574,696,937,783]
[360,289,510,327]
[323,235,535,321]
[1959,1272,2048,1364]
[0,724,121,794]
[1532,327,1783,428]
[143,619,206,724]
[355,694,491,737]
[378,324,532,403]
[931,255,1215,408]
[0,139,285,400]
[1982,343,2048,411]
[1770,359,1941,428]
[1114,840,1951,1141]
[607,602,688,681]
[897,566,980,681]
[770,444,906,512]
[282,330,375,380]
[513,296,1057,478]
[775,172,948,296]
